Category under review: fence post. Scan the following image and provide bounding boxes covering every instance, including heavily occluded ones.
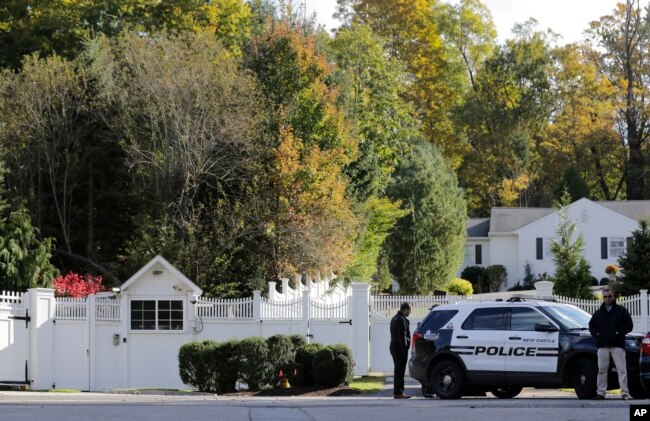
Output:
[268,282,277,301]
[302,290,310,343]
[88,294,96,390]
[350,283,370,376]
[118,291,129,389]
[640,289,648,333]
[293,274,302,293]
[534,281,554,297]
[26,288,56,390]
[253,290,261,323]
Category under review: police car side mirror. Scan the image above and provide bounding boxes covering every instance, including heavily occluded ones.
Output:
[535,323,558,332]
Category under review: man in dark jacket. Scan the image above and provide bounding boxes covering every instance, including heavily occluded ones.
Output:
[390,302,411,399]
[588,287,634,400]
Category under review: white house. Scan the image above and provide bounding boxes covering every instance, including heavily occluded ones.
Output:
[459,199,650,289]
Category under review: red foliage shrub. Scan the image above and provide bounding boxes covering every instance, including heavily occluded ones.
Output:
[52,273,106,297]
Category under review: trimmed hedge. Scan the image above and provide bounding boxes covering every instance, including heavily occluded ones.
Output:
[178,337,354,391]
[295,343,326,386]
[265,334,296,385]
[178,340,216,392]
[210,340,239,392]
[312,347,351,388]
[237,337,269,391]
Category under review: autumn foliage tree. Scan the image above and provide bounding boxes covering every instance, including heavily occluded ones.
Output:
[247,19,360,277]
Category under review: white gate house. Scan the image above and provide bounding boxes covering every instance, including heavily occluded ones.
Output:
[1,257,649,391]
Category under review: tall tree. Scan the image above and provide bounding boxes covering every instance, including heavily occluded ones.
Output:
[0,0,252,68]
[89,32,263,230]
[0,166,58,291]
[587,0,650,199]
[328,24,413,283]
[457,21,556,214]
[550,192,594,299]
[247,18,360,277]
[618,219,650,294]
[385,141,467,294]
[542,43,622,202]
[337,0,467,167]
[434,0,497,92]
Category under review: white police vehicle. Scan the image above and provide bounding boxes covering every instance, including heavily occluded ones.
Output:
[408,298,646,399]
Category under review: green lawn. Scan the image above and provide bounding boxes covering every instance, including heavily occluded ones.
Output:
[349,375,385,394]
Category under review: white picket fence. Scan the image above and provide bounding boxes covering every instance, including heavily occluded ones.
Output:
[0,290,24,305]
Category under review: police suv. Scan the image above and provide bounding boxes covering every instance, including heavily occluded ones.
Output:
[408,298,647,399]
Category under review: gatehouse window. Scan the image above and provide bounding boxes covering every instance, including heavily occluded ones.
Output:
[131,300,184,330]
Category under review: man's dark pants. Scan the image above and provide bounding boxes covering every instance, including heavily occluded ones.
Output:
[390,343,408,395]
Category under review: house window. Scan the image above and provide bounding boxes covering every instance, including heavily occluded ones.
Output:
[609,237,625,258]
[463,245,475,265]
[464,245,483,265]
[536,238,556,260]
[131,300,184,330]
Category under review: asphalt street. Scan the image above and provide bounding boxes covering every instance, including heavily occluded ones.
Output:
[0,377,640,421]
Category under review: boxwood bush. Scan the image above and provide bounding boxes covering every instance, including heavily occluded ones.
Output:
[178,340,217,392]
[210,340,240,392]
[295,343,326,386]
[178,337,354,391]
[311,346,351,388]
[237,337,269,390]
[328,343,354,384]
[265,334,296,385]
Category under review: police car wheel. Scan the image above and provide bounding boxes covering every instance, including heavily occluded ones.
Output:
[490,387,522,399]
[429,360,465,399]
[572,358,598,399]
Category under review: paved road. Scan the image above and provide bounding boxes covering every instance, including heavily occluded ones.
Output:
[0,378,640,421]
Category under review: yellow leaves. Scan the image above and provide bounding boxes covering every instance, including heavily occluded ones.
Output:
[276,125,301,177]
[499,173,530,206]
[272,122,360,276]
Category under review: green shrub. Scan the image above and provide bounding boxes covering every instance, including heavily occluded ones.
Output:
[178,340,217,392]
[288,334,307,351]
[295,343,326,386]
[485,265,508,292]
[447,278,473,296]
[600,277,609,286]
[265,334,295,385]
[328,343,354,383]
[460,265,488,293]
[210,340,240,393]
[311,347,350,388]
[237,337,269,390]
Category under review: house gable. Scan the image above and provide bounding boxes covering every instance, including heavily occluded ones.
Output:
[514,198,638,235]
[119,255,202,296]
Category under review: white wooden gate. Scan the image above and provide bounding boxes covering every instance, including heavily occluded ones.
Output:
[308,298,353,347]
[0,292,29,385]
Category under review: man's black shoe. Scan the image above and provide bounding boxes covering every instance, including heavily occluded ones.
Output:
[593,394,605,400]
[394,394,412,399]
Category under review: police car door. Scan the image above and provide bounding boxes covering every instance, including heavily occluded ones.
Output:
[505,306,559,376]
[452,306,507,383]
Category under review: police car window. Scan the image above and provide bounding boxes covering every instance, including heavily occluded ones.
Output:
[541,305,591,330]
[420,310,458,331]
[510,307,550,331]
[461,307,507,330]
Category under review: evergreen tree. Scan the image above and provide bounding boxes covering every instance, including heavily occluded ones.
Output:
[618,219,650,294]
[384,141,467,294]
[550,192,594,299]
[0,167,58,291]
